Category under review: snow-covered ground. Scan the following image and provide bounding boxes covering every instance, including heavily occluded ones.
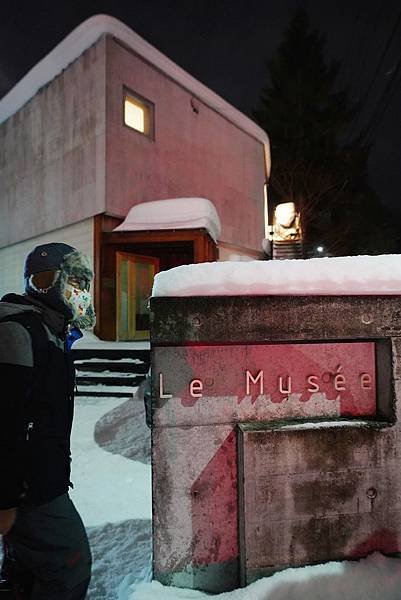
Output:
[70,393,152,599]
[131,552,401,599]
[69,373,401,600]
[3,392,401,599]
[73,330,150,351]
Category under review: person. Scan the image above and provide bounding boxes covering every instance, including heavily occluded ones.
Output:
[0,242,95,599]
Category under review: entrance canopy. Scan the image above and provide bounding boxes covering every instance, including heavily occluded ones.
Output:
[113,198,221,242]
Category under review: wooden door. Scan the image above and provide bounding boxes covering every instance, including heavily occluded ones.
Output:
[116,252,159,340]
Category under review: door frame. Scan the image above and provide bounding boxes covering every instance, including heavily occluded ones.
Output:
[116,251,159,341]
[97,225,218,340]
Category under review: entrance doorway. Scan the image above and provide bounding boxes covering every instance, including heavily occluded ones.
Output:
[116,252,159,340]
[98,226,217,340]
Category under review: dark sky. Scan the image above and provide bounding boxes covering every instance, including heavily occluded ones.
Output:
[1,0,400,214]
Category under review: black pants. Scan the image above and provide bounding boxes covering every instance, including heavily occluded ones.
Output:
[3,494,91,599]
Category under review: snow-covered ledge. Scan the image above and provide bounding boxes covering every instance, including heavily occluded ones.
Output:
[152,254,401,297]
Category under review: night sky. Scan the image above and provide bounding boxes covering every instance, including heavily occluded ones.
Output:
[1,0,400,214]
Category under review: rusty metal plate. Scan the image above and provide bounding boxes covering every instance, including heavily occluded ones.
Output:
[154,342,377,426]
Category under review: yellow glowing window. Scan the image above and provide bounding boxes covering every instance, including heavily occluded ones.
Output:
[124,92,152,137]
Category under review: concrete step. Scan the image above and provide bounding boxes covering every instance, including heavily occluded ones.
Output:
[72,348,150,399]
[74,389,135,398]
[71,348,150,361]
[75,360,148,374]
[76,373,145,387]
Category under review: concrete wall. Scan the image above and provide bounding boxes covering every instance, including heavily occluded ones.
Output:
[0,39,106,249]
[150,295,401,593]
[0,217,94,298]
[105,37,266,252]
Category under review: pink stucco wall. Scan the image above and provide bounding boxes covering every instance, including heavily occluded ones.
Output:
[105,37,266,252]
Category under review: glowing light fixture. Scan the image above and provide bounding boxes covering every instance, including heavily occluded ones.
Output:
[275,202,296,228]
[317,246,324,253]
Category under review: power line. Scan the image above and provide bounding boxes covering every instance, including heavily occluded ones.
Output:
[363,56,401,144]
[345,6,401,143]
[361,10,401,106]
[336,0,364,90]
[345,2,386,94]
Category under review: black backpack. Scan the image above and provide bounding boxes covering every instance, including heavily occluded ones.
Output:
[0,310,50,599]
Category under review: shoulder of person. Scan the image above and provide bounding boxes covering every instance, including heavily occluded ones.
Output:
[0,320,34,367]
[0,299,46,367]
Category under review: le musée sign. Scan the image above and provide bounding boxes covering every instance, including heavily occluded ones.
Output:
[157,341,377,417]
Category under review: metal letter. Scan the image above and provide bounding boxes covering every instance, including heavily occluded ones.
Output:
[279,376,292,395]
[334,374,346,391]
[190,379,203,398]
[159,373,173,399]
[246,370,264,395]
[360,373,372,390]
[307,375,319,393]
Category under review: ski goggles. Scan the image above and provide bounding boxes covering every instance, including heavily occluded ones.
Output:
[67,276,91,292]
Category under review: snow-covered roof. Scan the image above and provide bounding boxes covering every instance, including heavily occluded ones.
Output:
[0,14,271,179]
[113,197,221,242]
[152,254,401,297]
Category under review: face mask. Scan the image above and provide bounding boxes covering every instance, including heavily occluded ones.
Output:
[63,283,92,319]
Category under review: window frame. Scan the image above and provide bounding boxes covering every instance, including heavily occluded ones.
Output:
[122,86,155,140]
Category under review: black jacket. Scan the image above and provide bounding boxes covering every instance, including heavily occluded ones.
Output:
[0,293,76,509]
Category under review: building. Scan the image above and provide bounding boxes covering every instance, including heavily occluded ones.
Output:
[0,15,271,340]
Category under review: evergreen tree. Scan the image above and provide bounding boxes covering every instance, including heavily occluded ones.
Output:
[254,9,398,255]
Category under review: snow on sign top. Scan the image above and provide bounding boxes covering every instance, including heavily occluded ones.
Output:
[113,198,221,242]
[0,15,270,177]
[152,254,401,297]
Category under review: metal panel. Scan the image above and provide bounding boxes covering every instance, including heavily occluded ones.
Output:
[238,424,401,584]
[153,341,379,428]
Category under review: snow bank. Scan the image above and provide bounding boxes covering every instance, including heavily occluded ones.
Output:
[152,254,401,297]
[114,198,221,242]
[73,330,150,350]
[70,397,151,527]
[131,552,401,600]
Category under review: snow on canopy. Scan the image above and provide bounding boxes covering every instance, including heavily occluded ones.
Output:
[152,254,401,297]
[113,198,222,242]
[0,15,270,178]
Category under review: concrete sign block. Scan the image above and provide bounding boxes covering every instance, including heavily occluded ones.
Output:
[150,295,401,593]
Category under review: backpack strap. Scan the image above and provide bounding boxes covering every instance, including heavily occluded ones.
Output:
[0,312,50,422]
[1,311,49,372]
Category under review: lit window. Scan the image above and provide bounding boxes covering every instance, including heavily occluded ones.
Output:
[123,90,153,137]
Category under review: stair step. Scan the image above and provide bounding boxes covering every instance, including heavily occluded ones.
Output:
[273,240,303,260]
[71,349,150,361]
[76,382,139,393]
[75,390,135,398]
[76,375,145,386]
[72,347,150,399]
[75,362,148,374]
